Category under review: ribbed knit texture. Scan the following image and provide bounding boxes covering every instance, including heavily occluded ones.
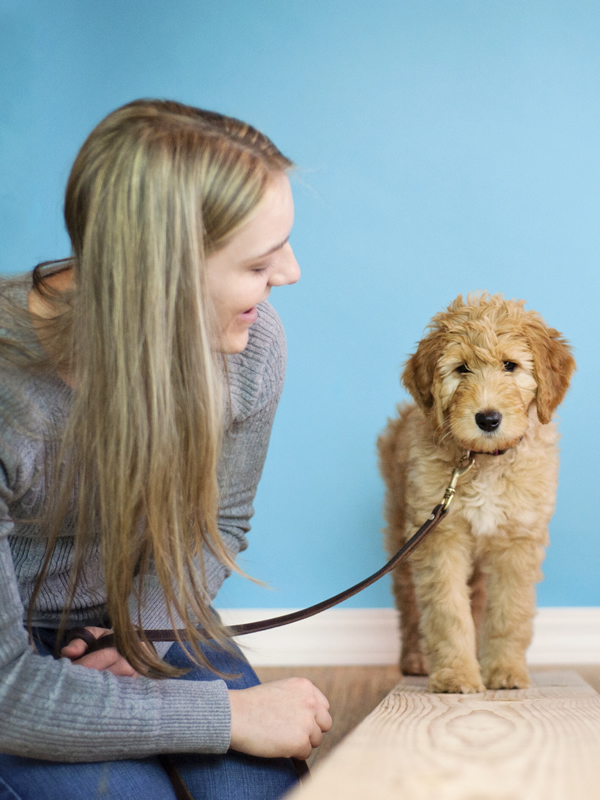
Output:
[0,276,286,761]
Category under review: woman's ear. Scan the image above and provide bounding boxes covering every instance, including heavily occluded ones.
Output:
[525,316,576,424]
[402,332,444,415]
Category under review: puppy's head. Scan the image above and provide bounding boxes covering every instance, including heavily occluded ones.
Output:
[402,293,575,452]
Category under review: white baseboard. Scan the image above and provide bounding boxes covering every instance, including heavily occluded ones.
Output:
[216,607,600,666]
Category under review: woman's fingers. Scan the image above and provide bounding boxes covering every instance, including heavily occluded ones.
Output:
[306,682,332,743]
[60,638,88,660]
[60,627,139,677]
[60,627,112,659]
[309,721,324,749]
[314,701,333,734]
[74,649,139,677]
[312,685,331,718]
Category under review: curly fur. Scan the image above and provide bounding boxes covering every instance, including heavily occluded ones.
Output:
[378,293,575,693]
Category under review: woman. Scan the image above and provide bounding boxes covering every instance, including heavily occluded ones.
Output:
[0,99,331,799]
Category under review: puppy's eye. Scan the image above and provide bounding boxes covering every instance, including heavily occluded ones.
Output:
[456,364,472,374]
[503,361,517,372]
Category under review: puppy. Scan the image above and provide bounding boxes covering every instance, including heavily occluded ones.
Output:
[378,293,575,693]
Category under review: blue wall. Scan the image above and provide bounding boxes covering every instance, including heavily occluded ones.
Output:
[1,0,599,608]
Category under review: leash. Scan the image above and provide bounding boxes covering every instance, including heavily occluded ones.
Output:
[65,452,475,799]
[68,451,475,652]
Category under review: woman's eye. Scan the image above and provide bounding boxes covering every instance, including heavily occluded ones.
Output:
[456,364,471,374]
[503,361,517,372]
[251,262,271,274]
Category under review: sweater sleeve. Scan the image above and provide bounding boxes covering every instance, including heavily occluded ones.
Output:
[0,472,232,763]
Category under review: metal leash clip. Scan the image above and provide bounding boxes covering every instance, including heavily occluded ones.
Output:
[440,451,475,513]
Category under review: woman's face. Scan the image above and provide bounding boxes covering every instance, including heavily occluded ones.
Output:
[205,172,300,354]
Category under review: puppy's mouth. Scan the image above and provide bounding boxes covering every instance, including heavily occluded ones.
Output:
[448,405,529,456]
[459,409,525,456]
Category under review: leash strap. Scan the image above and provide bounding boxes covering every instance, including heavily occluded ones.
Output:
[67,453,475,653]
[157,755,195,800]
[65,502,448,656]
[230,501,448,635]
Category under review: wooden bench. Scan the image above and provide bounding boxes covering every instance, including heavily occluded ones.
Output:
[286,671,600,799]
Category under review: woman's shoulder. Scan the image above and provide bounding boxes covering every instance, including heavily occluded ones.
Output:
[0,272,31,327]
[225,301,287,420]
[0,273,34,400]
[0,273,70,445]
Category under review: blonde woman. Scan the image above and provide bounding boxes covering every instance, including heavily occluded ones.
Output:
[0,100,331,800]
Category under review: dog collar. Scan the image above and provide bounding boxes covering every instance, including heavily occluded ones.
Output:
[469,436,524,457]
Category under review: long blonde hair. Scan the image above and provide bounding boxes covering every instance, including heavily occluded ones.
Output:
[8,99,292,676]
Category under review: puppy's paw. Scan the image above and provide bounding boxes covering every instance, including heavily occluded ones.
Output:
[400,651,429,676]
[428,667,485,694]
[482,663,531,690]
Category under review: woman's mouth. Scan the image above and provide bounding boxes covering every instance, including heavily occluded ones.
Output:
[239,306,258,324]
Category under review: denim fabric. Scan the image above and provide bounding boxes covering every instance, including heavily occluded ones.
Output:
[0,630,299,800]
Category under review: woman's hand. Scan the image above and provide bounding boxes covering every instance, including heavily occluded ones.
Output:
[229,678,332,760]
[60,627,140,677]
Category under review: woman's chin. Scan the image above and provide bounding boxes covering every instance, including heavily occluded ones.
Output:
[215,329,250,355]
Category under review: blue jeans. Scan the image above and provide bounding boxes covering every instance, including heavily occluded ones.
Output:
[0,629,299,800]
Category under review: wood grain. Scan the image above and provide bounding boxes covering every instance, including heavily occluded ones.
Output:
[285,670,600,800]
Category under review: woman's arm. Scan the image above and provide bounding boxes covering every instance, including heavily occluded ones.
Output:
[60,628,332,760]
[0,495,231,762]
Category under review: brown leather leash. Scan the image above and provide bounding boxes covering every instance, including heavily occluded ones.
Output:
[65,452,475,798]
[70,452,475,653]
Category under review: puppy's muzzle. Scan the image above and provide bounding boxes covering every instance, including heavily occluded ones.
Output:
[475,409,502,432]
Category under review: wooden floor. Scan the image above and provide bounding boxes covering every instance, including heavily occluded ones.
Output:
[284,670,600,799]
[255,664,600,768]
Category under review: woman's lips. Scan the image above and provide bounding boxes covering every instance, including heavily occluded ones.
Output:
[239,306,258,324]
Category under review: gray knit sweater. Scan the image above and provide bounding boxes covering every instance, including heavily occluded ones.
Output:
[0,275,286,761]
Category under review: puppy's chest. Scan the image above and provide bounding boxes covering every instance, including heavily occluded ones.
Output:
[455,463,524,537]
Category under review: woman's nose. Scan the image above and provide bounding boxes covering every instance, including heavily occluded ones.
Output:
[269,244,301,287]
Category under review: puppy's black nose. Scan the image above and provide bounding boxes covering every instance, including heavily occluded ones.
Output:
[475,410,502,432]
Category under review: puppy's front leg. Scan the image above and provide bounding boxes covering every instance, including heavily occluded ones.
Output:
[410,523,485,694]
[479,536,545,690]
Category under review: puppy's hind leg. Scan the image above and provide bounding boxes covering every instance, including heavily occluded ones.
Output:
[392,560,428,676]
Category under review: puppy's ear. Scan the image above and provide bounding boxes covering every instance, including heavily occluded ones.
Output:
[526,317,576,424]
[402,332,444,413]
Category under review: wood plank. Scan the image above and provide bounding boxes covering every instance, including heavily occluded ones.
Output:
[285,671,600,800]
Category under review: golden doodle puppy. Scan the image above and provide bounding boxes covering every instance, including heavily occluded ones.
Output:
[378,293,575,693]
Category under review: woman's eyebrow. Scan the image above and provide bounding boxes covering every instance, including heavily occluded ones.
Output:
[244,235,290,264]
